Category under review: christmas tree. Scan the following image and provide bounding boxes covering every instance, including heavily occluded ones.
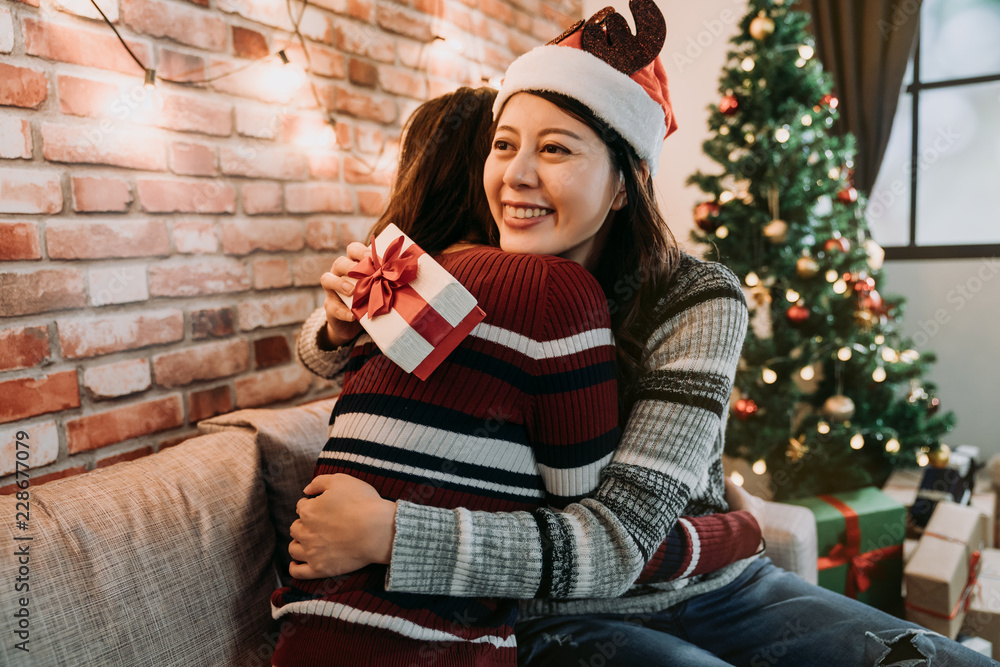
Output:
[688,0,955,500]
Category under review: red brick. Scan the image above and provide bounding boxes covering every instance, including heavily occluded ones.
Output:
[23,17,151,75]
[122,0,226,51]
[443,4,472,31]
[232,25,269,59]
[344,155,393,185]
[335,121,353,150]
[1,467,86,496]
[47,219,170,259]
[170,141,217,177]
[158,93,232,136]
[337,219,373,245]
[188,385,232,422]
[254,335,292,369]
[42,123,167,171]
[0,421,58,477]
[234,364,313,408]
[413,0,445,18]
[238,293,314,331]
[0,222,42,260]
[0,168,63,214]
[305,219,340,251]
[355,126,386,154]
[293,254,338,286]
[0,326,50,372]
[377,4,434,40]
[299,6,333,43]
[307,153,340,180]
[0,370,80,425]
[218,0,293,30]
[172,219,218,254]
[152,339,250,387]
[149,258,250,297]
[158,48,206,82]
[51,0,120,21]
[252,258,291,290]
[285,183,354,213]
[286,43,347,79]
[71,177,133,213]
[483,44,514,71]
[427,50,470,80]
[242,182,283,215]
[0,7,12,54]
[66,395,184,453]
[281,115,339,150]
[358,189,387,215]
[209,60,303,105]
[96,446,154,469]
[349,58,378,87]
[137,178,236,214]
[334,86,396,123]
[480,0,514,24]
[334,22,395,63]
[83,358,152,400]
[219,146,309,180]
[0,268,85,317]
[191,307,235,339]
[220,219,303,255]
[347,0,373,21]
[88,266,150,306]
[57,75,118,119]
[0,62,48,108]
[58,309,184,358]
[236,105,280,139]
[0,118,32,158]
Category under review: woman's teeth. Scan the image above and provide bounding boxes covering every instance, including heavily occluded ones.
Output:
[505,206,553,219]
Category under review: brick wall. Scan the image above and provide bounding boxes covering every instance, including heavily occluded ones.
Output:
[0,0,580,493]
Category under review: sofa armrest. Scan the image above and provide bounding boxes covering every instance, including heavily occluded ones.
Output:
[760,500,818,584]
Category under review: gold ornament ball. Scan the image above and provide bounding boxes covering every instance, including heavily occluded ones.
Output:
[823,394,856,421]
[928,444,951,468]
[750,15,775,40]
[796,256,820,278]
[763,219,788,244]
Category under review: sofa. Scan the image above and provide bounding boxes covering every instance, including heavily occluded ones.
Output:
[0,398,817,666]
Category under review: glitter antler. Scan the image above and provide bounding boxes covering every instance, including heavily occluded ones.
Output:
[549,0,666,76]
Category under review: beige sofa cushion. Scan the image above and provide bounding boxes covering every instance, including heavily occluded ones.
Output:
[0,429,276,667]
[200,398,336,583]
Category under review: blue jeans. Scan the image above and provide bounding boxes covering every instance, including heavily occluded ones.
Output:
[516,558,998,667]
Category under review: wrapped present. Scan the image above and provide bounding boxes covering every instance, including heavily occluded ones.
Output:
[905,502,986,638]
[911,466,974,528]
[787,487,906,614]
[962,549,1000,660]
[341,223,486,381]
[973,490,997,549]
[959,635,993,658]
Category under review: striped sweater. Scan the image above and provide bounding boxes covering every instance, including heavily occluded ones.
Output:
[299,251,758,620]
[272,247,620,666]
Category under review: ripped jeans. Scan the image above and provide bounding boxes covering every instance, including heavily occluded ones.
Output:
[516,558,998,667]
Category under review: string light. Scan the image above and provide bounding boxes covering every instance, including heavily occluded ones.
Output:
[775,127,790,143]
[143,68,156,89]
[838,347,852,361]
[742,57,756,71]
[730,471,745,486]
[872,366,887,382]
[825,269,839,283]
[799,365,814,381]
[785,288,799,302]
[885,438,900,453]
[832,278,848,294]
[762,367,777,384]
[850,433,864,450]
[716,226,730,238]
[798,44,814,59]
[752,459,767,475]
[746,271,760,287]
[817,421,830,434]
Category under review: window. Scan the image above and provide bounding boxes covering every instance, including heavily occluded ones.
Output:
[866,0,1000,260]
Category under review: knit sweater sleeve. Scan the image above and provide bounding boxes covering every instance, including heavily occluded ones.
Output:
[296,307,354,380]
[385,259,756,599]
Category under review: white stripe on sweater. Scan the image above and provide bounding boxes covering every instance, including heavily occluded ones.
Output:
[318,450,546,500]
[470,322,613,360]
[327,413,539,475]
[536,452,614,499]
[272,599,517,648]
[677,517,700,578]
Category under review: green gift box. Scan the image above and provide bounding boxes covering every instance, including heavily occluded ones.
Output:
[788,487,907,614]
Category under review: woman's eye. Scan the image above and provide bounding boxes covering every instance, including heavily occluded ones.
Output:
[542,144,568,154]
[493,140,511,150]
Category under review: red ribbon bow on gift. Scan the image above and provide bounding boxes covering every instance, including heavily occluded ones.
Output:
[347,235,421,319]
[816,494,903,599]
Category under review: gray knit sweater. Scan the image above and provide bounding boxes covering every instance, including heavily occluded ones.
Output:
[297,252,754,618]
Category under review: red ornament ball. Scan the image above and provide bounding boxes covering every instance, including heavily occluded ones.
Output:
[815,94,839,111]
[694,201,721,232]
[837,187,858,204]
[824,237,850,253]
[786,304,810,324]
[719,95,739,115]
[734,398,758,420]
[928,397,941,416]
[853,276,876,293]
[862,289,885,316]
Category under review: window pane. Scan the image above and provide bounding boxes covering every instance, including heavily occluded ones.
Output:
[865,95,912,247]
[915,82,1000,245]
[920,0,1000,83]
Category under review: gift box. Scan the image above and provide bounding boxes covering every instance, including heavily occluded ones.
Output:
[787,487,906,614]
[911,466,974,528]
[961,549,1000,660]
[341,224,486,381]
[959,635,994,658]
[904,502,986,638]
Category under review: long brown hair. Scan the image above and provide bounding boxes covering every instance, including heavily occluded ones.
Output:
[369,86,498,254]
[492,90,681,389]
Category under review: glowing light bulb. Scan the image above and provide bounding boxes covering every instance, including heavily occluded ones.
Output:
[873,366,887,382]
[795,57,807,68]
[786,289,800,302]
[731,471,745,486]
[775,127,790,143]
[825,269,838,283]
[833,279,848,294]
[719,191,735,204]
[917,452,929,467]
[850,433,864,449]
[875,335,885,344]
[720,125,730,135]
[800,365,815,381]
[886,438,900,453]
[716,225,729,239]
[882,348,899,363]
[817,421,830,434]
[762,368,777,384]
[742,57,756,71]
[746,272,760,287]
[838,347,852,361]
[752,459,767,475]
[801,115,813,126]
[798,44,814,59]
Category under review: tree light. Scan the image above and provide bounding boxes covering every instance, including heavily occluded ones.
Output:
[801,115,812,126]
[730,471,745,486]
[800,365,814,381]
[716,225,730,238]
[752,459,767,475]
[838,347,852,361]
[762,367,777,384]
[873,366,887,382]
[817,421,830,434]
[886,438,900,453]
[746,271,760,287]
[775,127,790,143]
[798,44,815,59]
[917,452,930,467]
[833,279,848,294]
[825,269,839,283]
[850,433,865,449]
[742,57,755,71]
[785,288,800,302]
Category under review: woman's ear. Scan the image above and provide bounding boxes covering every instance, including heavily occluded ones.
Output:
[611,170,627,210]
[639,160,651,183]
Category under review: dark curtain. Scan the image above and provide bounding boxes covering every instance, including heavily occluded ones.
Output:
[804,0,922,192]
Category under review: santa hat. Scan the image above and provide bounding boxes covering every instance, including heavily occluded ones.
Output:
[493,0,677,176]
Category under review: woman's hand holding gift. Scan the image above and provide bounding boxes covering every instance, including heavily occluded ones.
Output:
[319,241,369,348]
[288,473,397,579]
